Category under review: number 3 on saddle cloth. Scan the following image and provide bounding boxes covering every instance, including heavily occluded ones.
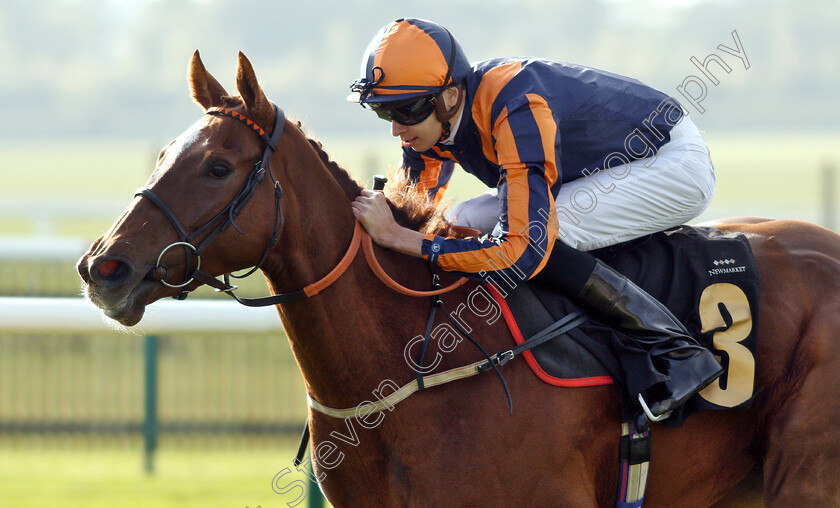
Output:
[489,225,761,428]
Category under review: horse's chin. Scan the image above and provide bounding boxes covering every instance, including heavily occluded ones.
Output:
[86,279,160,328]
[103,302,146,328]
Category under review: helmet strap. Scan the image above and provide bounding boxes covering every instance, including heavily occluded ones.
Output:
[439,121,452,143]
[435,85,464,136]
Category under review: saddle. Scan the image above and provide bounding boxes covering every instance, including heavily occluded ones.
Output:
[491,225,761,427]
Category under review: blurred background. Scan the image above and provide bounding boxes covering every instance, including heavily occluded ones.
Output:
[0,0,837,506]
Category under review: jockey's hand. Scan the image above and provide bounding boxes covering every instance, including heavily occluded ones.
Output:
[352,189,423,257]
[352,189,397,242]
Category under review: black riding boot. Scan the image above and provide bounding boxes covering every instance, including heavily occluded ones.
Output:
[577,260,723,418]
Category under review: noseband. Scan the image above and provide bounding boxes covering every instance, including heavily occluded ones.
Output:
[135,103,286,299]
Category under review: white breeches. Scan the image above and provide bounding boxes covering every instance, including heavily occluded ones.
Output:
[447,116,715,251]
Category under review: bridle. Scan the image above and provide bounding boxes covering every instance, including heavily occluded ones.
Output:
[136,102,468,306]
[135,103,286,300]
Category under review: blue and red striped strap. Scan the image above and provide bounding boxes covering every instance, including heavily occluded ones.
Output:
[616,418,651,508]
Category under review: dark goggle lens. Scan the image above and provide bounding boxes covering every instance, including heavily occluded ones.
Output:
[370,95,437,125]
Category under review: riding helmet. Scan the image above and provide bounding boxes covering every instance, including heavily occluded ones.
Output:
[348,18,471,105]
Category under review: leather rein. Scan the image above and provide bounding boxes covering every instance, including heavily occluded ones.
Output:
[136,102,468,306]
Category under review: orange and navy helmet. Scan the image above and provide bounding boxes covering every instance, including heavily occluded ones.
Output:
[348,18,470,105]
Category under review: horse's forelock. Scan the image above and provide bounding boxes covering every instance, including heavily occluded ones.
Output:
[218,96,240,108]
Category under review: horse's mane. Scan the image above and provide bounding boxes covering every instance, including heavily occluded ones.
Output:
[303,132,457,237]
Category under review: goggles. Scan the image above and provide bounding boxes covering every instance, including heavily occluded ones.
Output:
[367,94,438,125]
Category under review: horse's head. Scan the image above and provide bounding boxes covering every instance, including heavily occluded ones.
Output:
[77,51,306,326]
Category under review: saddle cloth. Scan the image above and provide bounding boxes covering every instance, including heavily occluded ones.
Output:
[488,225,761,426]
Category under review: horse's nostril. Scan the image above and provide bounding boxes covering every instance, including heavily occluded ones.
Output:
[92,257,132,285]
[99,260,121,278]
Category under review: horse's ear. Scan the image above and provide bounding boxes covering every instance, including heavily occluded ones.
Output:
[188,50,228,110]
[235,51,270,117]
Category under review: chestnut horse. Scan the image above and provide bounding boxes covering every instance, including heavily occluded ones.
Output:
[77,51,840,507]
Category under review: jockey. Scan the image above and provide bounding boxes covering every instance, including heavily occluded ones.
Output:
[349,18,722,420]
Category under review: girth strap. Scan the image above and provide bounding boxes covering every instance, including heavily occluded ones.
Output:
[616,418,651,508]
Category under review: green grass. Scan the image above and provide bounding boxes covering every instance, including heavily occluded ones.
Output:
[0,437,326,508]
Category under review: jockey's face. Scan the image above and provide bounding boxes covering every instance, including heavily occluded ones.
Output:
[390,87,460,153]
[390,112,444,152]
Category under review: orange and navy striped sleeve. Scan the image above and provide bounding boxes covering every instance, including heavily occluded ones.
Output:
[420,64,560,283]
[401,147,455,206]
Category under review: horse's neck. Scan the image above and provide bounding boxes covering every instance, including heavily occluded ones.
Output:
[268,236,420,407]
[263,140,358,292]
[259,150,400,403]
[258,140,483,407]
[271,239,481,408]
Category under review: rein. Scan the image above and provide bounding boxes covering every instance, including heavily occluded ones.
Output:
[136,102,469,304]
[361,233,469,297]
[194,221,471,307]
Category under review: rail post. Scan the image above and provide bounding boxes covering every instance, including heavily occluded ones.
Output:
[308,476,323,507]
[823,161,837,231]
[143,334,159,474]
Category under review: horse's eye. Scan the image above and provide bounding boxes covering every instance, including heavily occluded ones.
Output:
[208,164,231,179]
